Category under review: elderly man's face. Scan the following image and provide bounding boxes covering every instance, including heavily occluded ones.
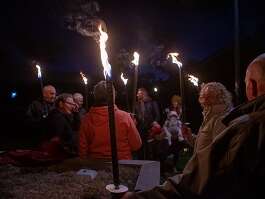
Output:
[74,94,84,106]
[244,63,261,101]
[199,86,216,107]
[43,86,56,103]
[60,97,75,114]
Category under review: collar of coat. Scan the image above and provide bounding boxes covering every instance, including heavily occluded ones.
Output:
[222,94,265,125]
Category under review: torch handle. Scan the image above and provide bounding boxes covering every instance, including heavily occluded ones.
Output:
[179,67,186,122]
[131,65,139,114]
[106,80,120,188]
[84,84,88,110]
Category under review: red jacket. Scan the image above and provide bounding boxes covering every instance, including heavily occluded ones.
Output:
[79,105,142,160]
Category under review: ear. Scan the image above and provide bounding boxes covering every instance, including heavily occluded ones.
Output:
[258,81,265,96]
[250,79,258,98]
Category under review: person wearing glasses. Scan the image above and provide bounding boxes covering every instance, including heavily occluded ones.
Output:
[41,93,81,158]
[73,92,87,118]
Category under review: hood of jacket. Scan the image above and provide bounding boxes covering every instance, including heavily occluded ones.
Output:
[87,105,118,126]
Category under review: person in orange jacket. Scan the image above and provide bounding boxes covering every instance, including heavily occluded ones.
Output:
[79,80,142,160]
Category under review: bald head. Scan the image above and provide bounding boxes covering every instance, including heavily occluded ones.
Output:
[42,85,56,103]
[245,53,265,101]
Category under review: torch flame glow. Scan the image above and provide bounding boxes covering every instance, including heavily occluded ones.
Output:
[188,74,199,87]
[98,24,111,79]
[167,52,182,68]
[131,52,140,66]
[35,64,42,78]
[80,71,88,85]
[120,73,128,85]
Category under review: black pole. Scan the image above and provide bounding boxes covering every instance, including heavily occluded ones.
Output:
[179,67,186,122]
[84,84,88,110]
[106,78,120,188]
[124,85,130,112]
[39,77,44,93]
[39,76,49,118]
[131,65,138,114]
[234,0,241,104]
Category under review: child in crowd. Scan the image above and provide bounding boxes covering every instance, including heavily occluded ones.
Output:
[163,111,184,146]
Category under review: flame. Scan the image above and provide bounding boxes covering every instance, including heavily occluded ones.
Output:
[35,64,42,78]
[120,73,128,85]
[80,71,88,85]
[98,24,111,79]
[188,74,199,87]
[131,52,140,66]
[167,52,182,68]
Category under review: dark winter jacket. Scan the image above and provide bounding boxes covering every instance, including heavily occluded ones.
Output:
[26,99,55,126]
[45,109,80,154]
[135,99,161,130]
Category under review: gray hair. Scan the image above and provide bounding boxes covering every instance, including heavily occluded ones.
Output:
[55,93,73,108]
[73,93,83,99]
[201,82,233,108]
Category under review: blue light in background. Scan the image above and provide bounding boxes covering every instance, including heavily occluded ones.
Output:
[11,91,17,99]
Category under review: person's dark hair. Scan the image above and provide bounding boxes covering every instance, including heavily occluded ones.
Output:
[55,93,73,108]
[93,81,115,106]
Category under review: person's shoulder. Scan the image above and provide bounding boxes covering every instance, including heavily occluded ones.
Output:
[30,99,43,106]
[116,108,133,120]
[116,108,130,116]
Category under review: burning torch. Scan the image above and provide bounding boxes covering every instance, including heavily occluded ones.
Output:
[35,64,43,92]
[187,74,199,87]
[131,52,140,114]
[120,73,130,111]
[98,24,128,195]
[80,71,89,110]
[167,52,186,122]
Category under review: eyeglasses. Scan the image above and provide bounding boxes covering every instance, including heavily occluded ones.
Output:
[64,101,76,106]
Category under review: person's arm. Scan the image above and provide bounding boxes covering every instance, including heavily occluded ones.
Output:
[26,101,43,125]
[72,111,81,131]
[211,116,226,139]
[127,114,142,151]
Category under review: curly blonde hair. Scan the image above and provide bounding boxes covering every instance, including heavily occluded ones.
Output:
[200,82,233,108]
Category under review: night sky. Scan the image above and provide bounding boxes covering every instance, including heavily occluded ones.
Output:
[1,0,265,137]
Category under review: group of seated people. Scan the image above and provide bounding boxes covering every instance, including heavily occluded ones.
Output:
[120,54,265,198]
[20,53,265,198]
[25,71,237,165]
[26,81,142,160]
